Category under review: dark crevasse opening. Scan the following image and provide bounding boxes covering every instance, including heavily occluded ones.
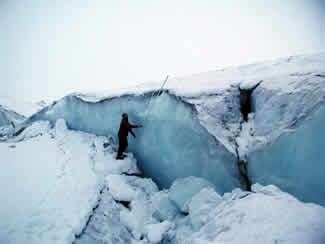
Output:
[26,92,241,194]
[237,159,251,191]
[239,82,261,122]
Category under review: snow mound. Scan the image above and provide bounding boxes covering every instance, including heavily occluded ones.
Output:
[144,221,174,244]
[169,176,216,212]
[106,174,137,202]
[188,188,222,231]
[150,190,179,221]
[180,184,325,244]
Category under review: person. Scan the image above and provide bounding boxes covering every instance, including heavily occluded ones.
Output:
[117,113,142,159]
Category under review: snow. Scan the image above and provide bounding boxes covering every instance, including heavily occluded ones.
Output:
[235,112,255,160]
[74,188,134,244]
[169,176,216,213]
[179,184,325,244]
[150,190,179,221]
[68,53,325,101]
[106,175,137,202]
[188,188,222,231]
[144,221,174,243]
[0,119,139,244]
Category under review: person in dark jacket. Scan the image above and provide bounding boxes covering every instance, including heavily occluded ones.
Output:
[117,113,142,159]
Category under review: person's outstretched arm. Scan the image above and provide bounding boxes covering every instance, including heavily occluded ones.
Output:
[129,123,142,128]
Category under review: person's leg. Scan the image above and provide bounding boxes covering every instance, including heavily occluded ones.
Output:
[117,137,127,159]
[117,137,124,159]
[122,140,128,157]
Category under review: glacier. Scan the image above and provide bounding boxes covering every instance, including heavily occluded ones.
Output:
[1,52,325,243]
[21,52,325,208]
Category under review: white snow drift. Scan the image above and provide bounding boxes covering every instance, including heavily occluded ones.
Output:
[0,119,139,244]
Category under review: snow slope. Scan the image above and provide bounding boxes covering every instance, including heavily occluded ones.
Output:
[0,119,139,244]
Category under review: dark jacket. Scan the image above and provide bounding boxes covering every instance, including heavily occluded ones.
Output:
[118,117,137,138]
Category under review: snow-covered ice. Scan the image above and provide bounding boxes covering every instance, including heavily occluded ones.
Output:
[178,184,325,244]
[169,176,216,213]
[188,188,222,231]
[74,188,134,244]
[150,190,179,221]
[0,119,139,244]
[144,221,174,244]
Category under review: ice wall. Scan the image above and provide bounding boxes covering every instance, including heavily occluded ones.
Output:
[246,63,325,206]
[26,92,240,192]
[248,104,325,205]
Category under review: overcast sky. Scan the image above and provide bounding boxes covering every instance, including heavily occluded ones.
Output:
[2,0,325,101]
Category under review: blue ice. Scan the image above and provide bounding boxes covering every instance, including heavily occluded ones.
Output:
[248,104,325,206]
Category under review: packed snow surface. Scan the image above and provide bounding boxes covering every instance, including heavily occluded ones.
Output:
[0,119,140,244]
